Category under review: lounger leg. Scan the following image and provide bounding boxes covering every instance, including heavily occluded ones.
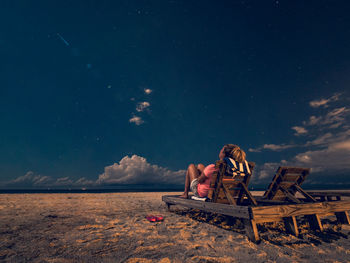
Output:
[283,216,299,236]
[335,211,350,224]
[306,214,323,231]
[166,203,172,211]
[243,219,260,243]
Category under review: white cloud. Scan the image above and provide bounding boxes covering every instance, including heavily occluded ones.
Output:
[144,88,152,94]
[294,140,350,173]
[263,144,295,151]
[136,101,150,112]
[306,132,333,146]
[249,144,295,152]
[97,155,185,185]
[303,115,322,126]
[11,171,53,186]
[3,171,95,188]
[330,139,350,151]
[309,93,341,108]
[291,126,308,136]
[255,162,280,180]
[249,92,350,185]
[310,99,330,108]
[75,177,95,186]
[248,148,261,153]
[129,116,144,125]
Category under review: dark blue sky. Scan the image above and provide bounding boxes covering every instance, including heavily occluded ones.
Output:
[1,0,350,189]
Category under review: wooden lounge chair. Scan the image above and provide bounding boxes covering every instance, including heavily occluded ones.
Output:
[259,166,316,204]
[162,158,259,240]
[256,166,350,236]
[162,163,350,243]
[207,158,257,206]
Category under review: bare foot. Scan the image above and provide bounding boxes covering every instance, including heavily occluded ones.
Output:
[179,193,188,199]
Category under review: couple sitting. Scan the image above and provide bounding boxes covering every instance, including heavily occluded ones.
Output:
[179,144,250,199]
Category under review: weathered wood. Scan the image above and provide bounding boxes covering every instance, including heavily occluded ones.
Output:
[222,183,237,205]
[208,160,256,206]
[243,219,260,242]
[251,200,350,220]
[282,174,301,182]
[306,214,323,231]
[278,186,301,203]
[263,167,310,201]
[335,211,350,224]
[162,195,250,219]
[293,184,317,202]
[213,161,226,203]
[283,216,299,236]
[240,182,258,206]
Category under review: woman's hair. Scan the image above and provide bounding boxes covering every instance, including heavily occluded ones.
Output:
[223,144,246,163]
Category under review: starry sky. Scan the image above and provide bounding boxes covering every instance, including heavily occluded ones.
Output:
[1,0,350,189]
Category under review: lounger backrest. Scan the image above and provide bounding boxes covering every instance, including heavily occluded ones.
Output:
[208,159,255,204]
[263,166,310,201]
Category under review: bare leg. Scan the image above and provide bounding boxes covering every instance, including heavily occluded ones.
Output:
[179,164,201,199]
[197,163,205,174]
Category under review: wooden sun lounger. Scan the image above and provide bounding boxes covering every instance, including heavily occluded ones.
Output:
[260,166,316,203]
[162,162,350,243]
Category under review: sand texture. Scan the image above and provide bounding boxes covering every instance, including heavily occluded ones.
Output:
[0,192,350,262]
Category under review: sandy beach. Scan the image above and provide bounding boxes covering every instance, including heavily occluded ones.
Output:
[0,192,349,263]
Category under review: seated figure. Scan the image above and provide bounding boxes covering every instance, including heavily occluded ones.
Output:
[179,144,250,199]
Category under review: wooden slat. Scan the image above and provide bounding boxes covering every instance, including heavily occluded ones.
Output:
[282,174,300,182]
[239,182,258,206]
[251,200,350,220]
[293,184,317,202]
[223,184,237,205]
[243,219,260,242]
[162,195,250,218]
[283,216,299,236]
[279,181,296,189]
[222,178,244,183]
[263,167,310,201]
[278,186,301,203]
[283,167,310,173]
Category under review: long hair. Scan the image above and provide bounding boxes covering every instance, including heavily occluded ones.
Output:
[223,144,246,163]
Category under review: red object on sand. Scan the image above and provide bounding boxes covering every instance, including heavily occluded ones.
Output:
[146,215,164,222]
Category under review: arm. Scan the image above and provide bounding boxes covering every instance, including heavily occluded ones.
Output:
[197,172,207,184]
[197,164,216,183]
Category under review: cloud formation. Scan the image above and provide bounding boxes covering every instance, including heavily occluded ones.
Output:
[97,155,185,185]
[129,116,144,125]
[2,171,95,189]
[250,92,350,185]
[136,101,150,112]
[1,155,185,189]
[144,88,152,94]
[292,126,308,136]
[249,144,295,152]
[309,93,341,108]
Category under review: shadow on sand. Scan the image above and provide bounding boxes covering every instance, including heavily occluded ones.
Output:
[174,208,349,246]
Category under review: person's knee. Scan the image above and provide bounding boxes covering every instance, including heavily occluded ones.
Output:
[197,163,205,171]
[188,163,196,170]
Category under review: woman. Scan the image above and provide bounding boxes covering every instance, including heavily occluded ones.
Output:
[179,144,248,199]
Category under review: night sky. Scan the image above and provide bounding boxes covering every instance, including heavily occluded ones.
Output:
[1,0,350,189]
